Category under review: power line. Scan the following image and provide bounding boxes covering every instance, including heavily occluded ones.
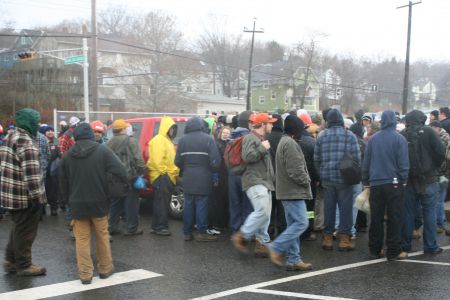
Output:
[0,33,91,38]
[97,36,405,98]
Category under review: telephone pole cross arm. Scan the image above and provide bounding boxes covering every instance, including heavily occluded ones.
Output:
[397,1,422,114]
[244,18,264,111]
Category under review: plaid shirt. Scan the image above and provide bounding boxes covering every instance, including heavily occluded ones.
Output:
[314,126,360,184]
[0,128,47,210]
[34,132,50,179]
[58,127,75,156]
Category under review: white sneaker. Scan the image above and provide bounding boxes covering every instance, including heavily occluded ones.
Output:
[206,229,221,235]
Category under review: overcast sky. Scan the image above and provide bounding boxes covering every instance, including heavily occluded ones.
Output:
[2,0,450,62]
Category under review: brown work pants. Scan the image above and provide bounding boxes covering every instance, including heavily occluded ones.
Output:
[72,216,113,280]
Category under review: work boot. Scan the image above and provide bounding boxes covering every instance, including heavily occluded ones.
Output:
[16,264,46,276]
[80,277,92,285]
[3,261,16,273]
[322,233,333,250]
[338,234,355,251]
[231,230,249,253]
[387,251,408,261]
[99,267,114,279]
[195,233,218,242]
[254,240,269,258]
[286,261,313,271]
[268,247,284,267]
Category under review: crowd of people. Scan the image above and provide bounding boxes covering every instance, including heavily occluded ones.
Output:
[1,106,450,283]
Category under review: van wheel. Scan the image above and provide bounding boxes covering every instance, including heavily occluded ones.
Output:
[169,190,184,220]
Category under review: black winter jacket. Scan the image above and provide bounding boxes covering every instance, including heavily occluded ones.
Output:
[58,140,128,219]
[175,118,221,195]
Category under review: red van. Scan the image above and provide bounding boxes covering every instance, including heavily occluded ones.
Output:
[107,117,189,219]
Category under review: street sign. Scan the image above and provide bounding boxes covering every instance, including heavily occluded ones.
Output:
[64,55,85,65]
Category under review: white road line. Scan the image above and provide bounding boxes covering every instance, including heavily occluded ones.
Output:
[247,288,358,300]
[192,246,450,300]
[0,269,162,300]
[400,259,450,267]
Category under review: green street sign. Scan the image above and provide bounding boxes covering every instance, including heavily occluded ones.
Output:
[64,55,85,65]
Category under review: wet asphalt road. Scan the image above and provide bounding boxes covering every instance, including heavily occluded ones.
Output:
[1,208,450,300]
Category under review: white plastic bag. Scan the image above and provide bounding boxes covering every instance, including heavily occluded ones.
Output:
[354,188,370,215]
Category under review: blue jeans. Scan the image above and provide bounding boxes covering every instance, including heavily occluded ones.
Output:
[402,182,440,252]
[272,201,308,265]
[109,188,140,233]
[228,174,253,233]
[183,194,208,235]
[323,182,354,235]
[335,183,361,235]
[241,185,272,244]
[436,182,448,228]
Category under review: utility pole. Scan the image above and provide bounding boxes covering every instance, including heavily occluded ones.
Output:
[244,18,264,111]
[91,0,98,116]
[397,1,421,114]
[83,38,90,122]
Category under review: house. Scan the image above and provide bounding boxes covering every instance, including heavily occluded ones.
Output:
[250,61,320,113]
[412,79,437,109]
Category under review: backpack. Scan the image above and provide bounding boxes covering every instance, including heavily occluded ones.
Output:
[223,136,246,175]
[111,137,137,179]
[338,130,361,185]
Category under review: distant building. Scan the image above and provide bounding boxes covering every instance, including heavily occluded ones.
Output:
[250,61,320,112]
[412,79,437,109]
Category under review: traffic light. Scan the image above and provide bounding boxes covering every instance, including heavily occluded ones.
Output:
[17,50,36,61]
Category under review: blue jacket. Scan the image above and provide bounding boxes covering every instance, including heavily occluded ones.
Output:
[175,117,221,195]
[314,109,360,185]
[362,110,409,186]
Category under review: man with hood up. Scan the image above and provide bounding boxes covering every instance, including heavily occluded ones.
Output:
[175,117,221,242]
[362,110,409,260]
[269,115,313,271]
[401,110,445,255]
[267,114,286,238]
[314,109,360,251]
[147,117,180,236]
[0,108,47,276]
[58,123,128,284]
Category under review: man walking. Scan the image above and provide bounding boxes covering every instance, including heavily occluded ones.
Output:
[314,109,360,251]
[147,116,179,236]
[108,120,147,236]
[175,117,221,241]
[59,123,128,284]
[232,113,277,256]
[1,108,47,276]
[269,115,313,271]
[362,110,410,260]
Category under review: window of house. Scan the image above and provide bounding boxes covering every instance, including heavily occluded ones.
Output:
[262,82,269,89]
[271,91,276,100]
[259,96,266,104]
[135,85,142,96]
[206,110,210,114]
[285,95,289,104]
[187,86,192,92]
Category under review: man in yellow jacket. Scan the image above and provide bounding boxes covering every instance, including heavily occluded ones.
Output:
[147,117,180,236]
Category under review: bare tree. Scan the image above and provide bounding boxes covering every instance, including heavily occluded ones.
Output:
[197,18,247,98]
[294,32,326,108]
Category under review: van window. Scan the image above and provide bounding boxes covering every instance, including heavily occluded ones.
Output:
[152,121,186,145]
